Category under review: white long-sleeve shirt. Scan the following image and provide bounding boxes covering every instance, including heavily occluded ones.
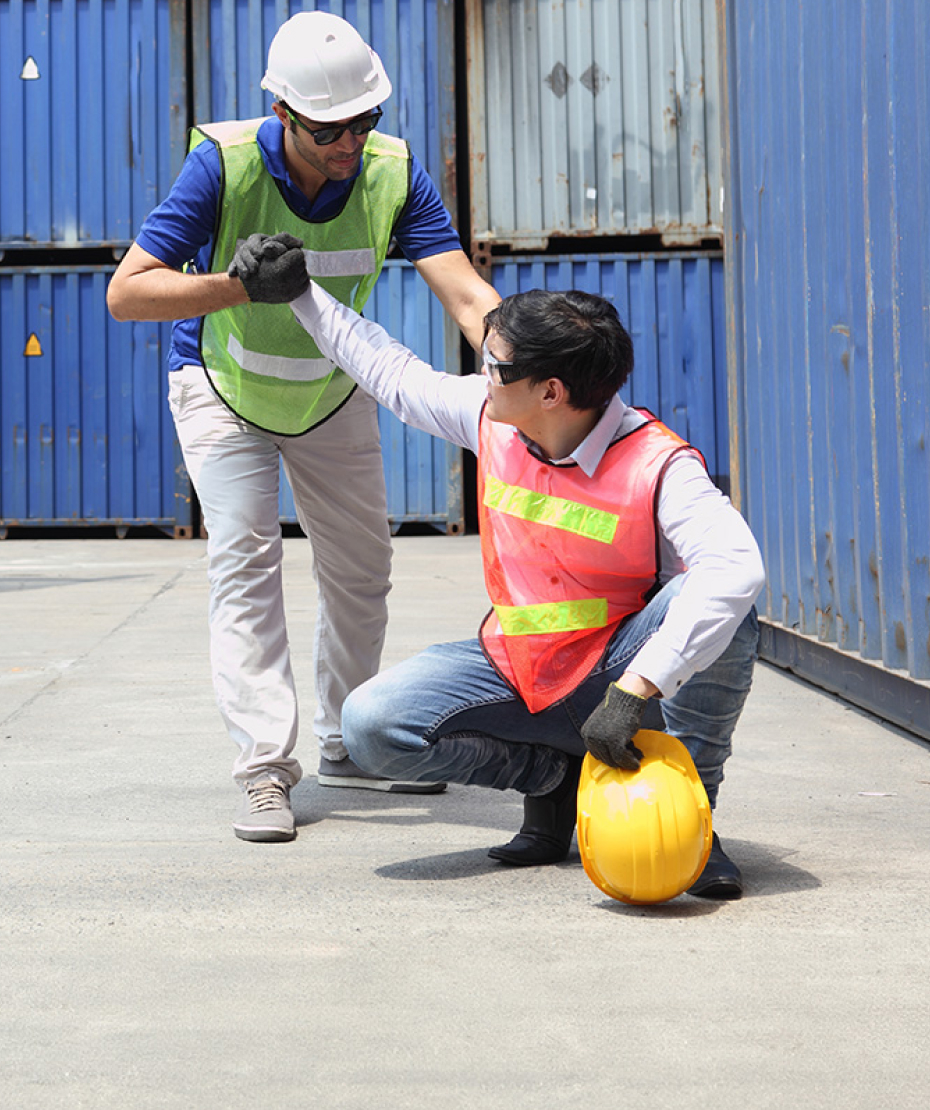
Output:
[291,284,765,698]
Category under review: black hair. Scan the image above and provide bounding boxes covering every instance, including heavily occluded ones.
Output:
[483,289,634,411]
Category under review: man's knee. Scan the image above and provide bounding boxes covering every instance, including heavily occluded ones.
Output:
[731,606,760,661]
[696,607,760,693]
[342,682,382,756]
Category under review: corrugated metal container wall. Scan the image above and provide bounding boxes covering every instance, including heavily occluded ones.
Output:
[0,268,190,535]
[467,0,723,249]
[279,259,463,531]
[722,0,930,735]
[0,1,192,536]
[491,253,728,486]
[0,0,186,248]
[191,0,465,532]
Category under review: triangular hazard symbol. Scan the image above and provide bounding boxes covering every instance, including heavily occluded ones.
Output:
[21,56,40,80]
[24,333,43,356]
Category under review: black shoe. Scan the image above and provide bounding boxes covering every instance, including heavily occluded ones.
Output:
[687,833,743,899]
[488,756,583,867]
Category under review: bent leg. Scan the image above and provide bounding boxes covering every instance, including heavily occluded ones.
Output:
[659,608,760,807]
[343,639,571,795]
[169,366,301,787]
[282,390,393,760]
[568,577,759,808]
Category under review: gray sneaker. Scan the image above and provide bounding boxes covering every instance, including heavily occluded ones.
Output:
[233,777,296,842]
[317,754,446,794]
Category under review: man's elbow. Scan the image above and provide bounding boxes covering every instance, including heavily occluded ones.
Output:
[745,551,766,606]
[106,280,134,322]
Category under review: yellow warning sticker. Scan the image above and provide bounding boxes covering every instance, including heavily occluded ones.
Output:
[24,333,43,356]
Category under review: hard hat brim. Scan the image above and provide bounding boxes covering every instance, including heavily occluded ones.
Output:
[262,60,392,123]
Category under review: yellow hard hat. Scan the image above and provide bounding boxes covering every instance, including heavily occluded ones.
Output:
[577,730,713,904]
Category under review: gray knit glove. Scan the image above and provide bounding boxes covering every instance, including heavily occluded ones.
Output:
[580,682,647,770]
[227,232,309,303]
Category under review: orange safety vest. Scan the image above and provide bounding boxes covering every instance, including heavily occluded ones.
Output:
[477,410,699,713]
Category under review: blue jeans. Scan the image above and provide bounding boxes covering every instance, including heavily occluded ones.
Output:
[343,577,760,808]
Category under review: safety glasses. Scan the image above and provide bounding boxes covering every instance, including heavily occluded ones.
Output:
[482,340,528,385]
[284,105,383,146]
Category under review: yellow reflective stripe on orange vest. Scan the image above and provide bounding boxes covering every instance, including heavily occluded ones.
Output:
[483,474,619,543]
[493,597,609,637]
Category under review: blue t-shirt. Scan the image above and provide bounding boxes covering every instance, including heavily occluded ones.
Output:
[134,117,463,371]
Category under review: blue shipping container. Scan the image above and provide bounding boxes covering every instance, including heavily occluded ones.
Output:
[0,0,187,247]
[0,267,191,535]
[722,0,930,734]
[490,253,729,488]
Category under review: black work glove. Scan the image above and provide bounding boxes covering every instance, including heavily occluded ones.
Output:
[580,682,647,770]
[227,232,309,303]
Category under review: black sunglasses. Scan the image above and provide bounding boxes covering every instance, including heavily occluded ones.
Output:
[482,340,530,385]
[283,105,383,147]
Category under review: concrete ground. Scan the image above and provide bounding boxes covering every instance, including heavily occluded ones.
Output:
[1,534,928,1109]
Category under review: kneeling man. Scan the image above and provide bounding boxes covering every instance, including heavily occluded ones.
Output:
[285,267,764,898]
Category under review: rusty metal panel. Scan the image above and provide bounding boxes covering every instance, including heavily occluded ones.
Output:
[0,267,192,536]
[467,0,722,249]
[722,0,930,697]
[0,0,187,249]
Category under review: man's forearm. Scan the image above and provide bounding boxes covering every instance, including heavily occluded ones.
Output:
[413,249,501,351]
[291,282,484,451]
[616,672,659,699]
[107,267,248,322]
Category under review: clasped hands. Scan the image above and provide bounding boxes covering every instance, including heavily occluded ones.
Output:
[228,232,310,303]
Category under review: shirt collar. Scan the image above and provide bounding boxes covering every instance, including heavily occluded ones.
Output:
[257,116,363,220]
[516,394,647,477]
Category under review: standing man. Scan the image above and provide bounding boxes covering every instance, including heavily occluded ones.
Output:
[107,12,500,843]
[286,278,765,899]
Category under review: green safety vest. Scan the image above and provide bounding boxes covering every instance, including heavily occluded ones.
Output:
[191,118,410,435]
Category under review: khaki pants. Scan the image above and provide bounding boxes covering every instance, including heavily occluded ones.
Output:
[169,366,392,786]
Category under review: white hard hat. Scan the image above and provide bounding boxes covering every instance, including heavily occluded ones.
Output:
[261,11,391,122]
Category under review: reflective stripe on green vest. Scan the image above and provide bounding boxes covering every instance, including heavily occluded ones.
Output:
[193,118,410,435]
